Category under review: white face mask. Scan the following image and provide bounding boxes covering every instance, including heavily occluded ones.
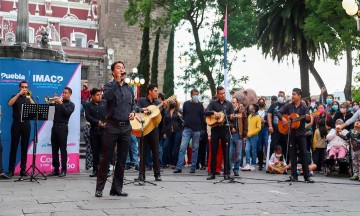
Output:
[340,108,347,114]
[277,97,284,104]
[275,154,282,158]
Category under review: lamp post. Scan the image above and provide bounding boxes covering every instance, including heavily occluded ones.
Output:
[125,67,145,100]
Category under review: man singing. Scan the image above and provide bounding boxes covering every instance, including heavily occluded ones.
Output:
[277,88,314,183]
[7,80,34,177]
[47,87,75,177]
[205,86,234,180]
[85,88,107,177]
[95,61,135,198]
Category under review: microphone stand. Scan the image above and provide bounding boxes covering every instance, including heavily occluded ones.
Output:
[124,108,156,186]
[214,105,244,184]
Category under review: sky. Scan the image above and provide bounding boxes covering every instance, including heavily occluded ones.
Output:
[173,23,359,103]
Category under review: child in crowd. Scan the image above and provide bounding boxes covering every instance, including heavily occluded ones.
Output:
[268,145,289,174]
[326,119,349,160]
[312,119,327,172]
[349,119,360,181]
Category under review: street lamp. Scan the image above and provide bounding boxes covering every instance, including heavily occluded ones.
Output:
[125,67,145,86]
[342,0,359,16]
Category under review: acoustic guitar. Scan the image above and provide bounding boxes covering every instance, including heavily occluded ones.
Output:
[278,113,307,135]
[206,111,225,127]
[131,95,176,137]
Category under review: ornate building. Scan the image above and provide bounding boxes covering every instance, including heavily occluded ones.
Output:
[0,0,167,91]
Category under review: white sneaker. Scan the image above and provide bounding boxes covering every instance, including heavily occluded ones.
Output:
[245,164,251,169]
[250,165,256,171]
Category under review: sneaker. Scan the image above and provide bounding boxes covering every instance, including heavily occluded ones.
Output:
[305,177,315,183]
[350,174,359,181]
[190,169,195,174]
[173,169,182,173]
[250,165,256,171]
[241,164,251,171]
[234,172,239,176]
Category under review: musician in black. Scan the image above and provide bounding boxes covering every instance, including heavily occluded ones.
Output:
[7,80,34,177]
[277,88,314,183]
[47,87,75,178]
[205,86,234,180]
[85,88,107,177]
[95,61,135,198]
[137,84,164,181]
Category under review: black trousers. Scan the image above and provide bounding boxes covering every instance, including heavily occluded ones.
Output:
[290,135,310,179]
[270,125,288,161]
[51,123,68,172]
[9,121,30,172]
[210,126,229,175]
[197,130,208,168]
[141,128,161,178]
[90,127,104,172]
[313,148,325,172]
[0,134,4,173]
[96,124,131,192]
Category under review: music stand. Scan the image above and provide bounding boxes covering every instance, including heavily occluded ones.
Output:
[16,101,49,183]
[124,112,156,186]
[214,108,244,184]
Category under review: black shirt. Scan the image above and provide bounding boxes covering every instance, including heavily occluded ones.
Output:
[162,109,183,134]
[268,102,285,126]
[85,100,107,127]
[137,96,160,108]
[277,102,309,137]
[183,100,205,131]
[53,99,75,124]
[9,95,32,123]
[205,99,234,117]
[103,80,135,122]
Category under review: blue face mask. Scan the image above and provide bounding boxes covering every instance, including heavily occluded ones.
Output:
[332,105,338,111]
[349,107,353,112]
[192,95,199,102]
[326,99,332,105]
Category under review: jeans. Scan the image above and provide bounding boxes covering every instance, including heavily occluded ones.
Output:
[229,133,242,173]
[257,126,268,168]
[158,135,164,167]
[126,134,139,166]
[176,127,201,170]
[163,131,182,166]
[246,135,259,165]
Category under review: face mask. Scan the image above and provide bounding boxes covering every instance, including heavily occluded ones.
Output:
[259,103,265,108]
[353,105,359,111]
[349,107,353,112]
[318,108,325,115]
[340,108,347,114]
[326,99,332,105]
[332,105,338,111]
[277,97,284,104]
[192,95,199,102]
[248,106,253,112]
[275,154,282,158]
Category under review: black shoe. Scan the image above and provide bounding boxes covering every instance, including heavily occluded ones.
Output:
[7,171,14,178]
[59,170,66,177]
[207,174,215,180]
[190,169,195,174]
[258,166,263,171]
[155,176,162,181]
[305,177,315,183]
[288,175,298,182]
[125,164,132,170]
[20,170,28,177]
[134,165,139,171]
[173,169,182,173]
[95,190,103,197]
[0,173,11,179]
[110,189,128,197]
[234,172,239,176]
[224,175,231,180]
[47,170,60,177]
[200,166,206,170]
[90,171,97,178]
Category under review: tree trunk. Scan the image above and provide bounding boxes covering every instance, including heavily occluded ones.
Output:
[187,18,216,97]
[344,46,353,101]
[299,44,310,98]
[309,59,326,90]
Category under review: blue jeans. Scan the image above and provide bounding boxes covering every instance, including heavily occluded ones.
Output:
[158,135,164,167]
[126,134,139,166]
[176,127,200,170]
[246,135,259,165]
[257,126,268,167]
[229,133,242,173]
[163,130,182,166]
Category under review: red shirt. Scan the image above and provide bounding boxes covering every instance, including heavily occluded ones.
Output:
[81,89,90,102]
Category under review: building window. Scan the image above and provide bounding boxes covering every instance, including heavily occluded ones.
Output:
[81,67,88,80]
[61,37,70,47]
[71,32,87,48]
[29,27,35,43]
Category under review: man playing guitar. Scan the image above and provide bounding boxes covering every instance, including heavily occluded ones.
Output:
[205,86,234,180]
[277,88,314,183]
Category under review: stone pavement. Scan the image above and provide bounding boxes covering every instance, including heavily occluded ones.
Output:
[1,162,360,216]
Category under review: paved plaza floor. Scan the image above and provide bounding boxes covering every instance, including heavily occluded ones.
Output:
[1,161,360,216]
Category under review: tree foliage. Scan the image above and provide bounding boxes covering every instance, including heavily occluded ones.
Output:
[151,28,161,85]
[163,26,175,97]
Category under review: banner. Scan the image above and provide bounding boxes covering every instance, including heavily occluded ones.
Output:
[0,58,81,174]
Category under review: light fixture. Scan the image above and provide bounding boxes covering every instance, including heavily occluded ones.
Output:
[125,67,145,87]
[140,78,145,85]
[342,0,359,16]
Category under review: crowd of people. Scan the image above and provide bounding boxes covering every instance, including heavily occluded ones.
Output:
[2,60,360,198]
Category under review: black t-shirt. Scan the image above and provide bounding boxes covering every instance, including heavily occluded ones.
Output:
[277,102,309,137]
[9,95,32,123]
[268,102,284,125]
